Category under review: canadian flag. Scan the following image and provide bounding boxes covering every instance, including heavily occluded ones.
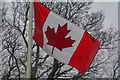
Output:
[33,1,101,75]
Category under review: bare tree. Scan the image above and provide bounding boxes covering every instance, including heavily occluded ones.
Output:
[0,1,118,79]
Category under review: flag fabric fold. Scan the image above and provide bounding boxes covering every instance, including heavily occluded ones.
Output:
[33,1,101,75]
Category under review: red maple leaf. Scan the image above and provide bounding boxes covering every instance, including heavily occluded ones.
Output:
[45,23,75,54]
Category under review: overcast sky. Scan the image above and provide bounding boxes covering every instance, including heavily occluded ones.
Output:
[89,2,118,30]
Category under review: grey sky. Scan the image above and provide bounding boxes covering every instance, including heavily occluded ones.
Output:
[90,2,118,30]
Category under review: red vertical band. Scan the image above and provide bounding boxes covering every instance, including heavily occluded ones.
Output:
[33,2,50,48]
[69,31,101,75]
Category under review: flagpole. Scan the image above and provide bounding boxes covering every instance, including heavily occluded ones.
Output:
[26,2,34,79]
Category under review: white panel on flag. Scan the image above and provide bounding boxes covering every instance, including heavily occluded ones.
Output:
[43,11,85,64]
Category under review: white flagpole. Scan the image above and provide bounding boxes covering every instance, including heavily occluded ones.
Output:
[26,2,33,79]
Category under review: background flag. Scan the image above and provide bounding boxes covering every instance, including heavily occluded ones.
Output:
[33,1,101,75]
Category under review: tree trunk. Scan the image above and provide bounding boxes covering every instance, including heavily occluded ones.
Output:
[31,44,39,78]
[47,59,59,80]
